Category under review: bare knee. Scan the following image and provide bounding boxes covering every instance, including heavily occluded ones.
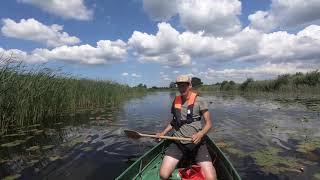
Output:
[204,174,217,180]
[159,169,171,180]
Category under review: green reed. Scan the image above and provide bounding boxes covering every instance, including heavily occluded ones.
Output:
[196,71,320,94]
[0,59,146,134]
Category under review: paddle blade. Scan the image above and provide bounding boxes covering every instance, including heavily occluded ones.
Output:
[124,129,141,139]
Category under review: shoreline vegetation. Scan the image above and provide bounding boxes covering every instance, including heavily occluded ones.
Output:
[1,56,319,133]
[197,71,320,95]
[0,59,147,134]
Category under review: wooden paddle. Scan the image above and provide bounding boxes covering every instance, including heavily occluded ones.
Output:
[124,129,192,142]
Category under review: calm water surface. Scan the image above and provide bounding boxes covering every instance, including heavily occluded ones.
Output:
[1,92,320,180]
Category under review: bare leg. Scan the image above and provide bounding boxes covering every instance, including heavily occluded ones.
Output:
[197,161,217,180]
[159,155,180,180]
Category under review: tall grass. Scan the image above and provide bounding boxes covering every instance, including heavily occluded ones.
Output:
[197,71,320,95]
[0,58,147,134]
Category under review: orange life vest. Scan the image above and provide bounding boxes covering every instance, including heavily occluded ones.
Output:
[171,91,200,129]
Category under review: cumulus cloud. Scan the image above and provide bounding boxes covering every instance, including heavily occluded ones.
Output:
[1,18,80,47]
[18,0,93,20]
[142,0,242,36]
[249,0,320,32]
[142,0,178,21]
[0,40,127,64]
[0,47,47,63]
[128,22,191,67]
[122,72,129,76]
[178,0,242,36]
[258,25,320,63]
[199,62,315,82]
[129,22,320,68]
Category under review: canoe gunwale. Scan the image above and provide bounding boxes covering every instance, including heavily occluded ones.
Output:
[116,140,169,180]
[116,137,242,180]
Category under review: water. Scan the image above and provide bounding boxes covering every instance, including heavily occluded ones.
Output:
[1,92,320,180]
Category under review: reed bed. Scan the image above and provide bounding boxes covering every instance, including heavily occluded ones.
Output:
[0,59,147,134]
[197,71,320,94]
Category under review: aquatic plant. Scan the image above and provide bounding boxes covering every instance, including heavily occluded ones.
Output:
[0,58,147,133]
[251,147,314,174]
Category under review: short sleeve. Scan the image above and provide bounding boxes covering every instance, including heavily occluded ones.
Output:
[197,96,208,111]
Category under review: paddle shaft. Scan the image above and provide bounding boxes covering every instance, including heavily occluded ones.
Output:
[139,133,192,141]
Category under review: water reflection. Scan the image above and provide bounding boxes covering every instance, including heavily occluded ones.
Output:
[1,92,320,180]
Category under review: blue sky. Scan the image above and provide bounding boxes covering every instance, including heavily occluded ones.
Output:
[0,0,319,87]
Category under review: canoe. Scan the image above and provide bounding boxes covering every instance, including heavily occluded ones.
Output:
[116,136,241,180]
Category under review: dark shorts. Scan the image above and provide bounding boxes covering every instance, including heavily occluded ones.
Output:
[165,141,212,163]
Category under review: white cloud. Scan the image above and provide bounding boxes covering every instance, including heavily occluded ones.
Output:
[173,70,179,74]
[1,18,80,47]
[200,62,315,82]
[0,39,127,64]
[131,73,141,78]
[178,0,242,36]
[0,47,46,63]
[248,11,277,32]
[122,72,129,76]
[249,0,320,32]
[258,25,320,62]
[142,0,178,21]
[142,0,242,36]
[128,22,191,67]
[18,0,93,20]
[159,72,171,81]
[129,22,320,68]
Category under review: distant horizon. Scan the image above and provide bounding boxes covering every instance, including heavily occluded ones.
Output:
[1,0,320,87]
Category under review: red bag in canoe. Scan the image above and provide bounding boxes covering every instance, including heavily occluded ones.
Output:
[178,165,205,180]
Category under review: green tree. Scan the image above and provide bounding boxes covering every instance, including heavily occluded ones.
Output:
[191,77,203,87]
[169,82,176,88]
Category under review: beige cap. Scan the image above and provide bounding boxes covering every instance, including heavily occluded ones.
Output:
[175,75,191,84]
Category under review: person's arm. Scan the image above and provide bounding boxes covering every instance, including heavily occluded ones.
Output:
[156,123,173,141]
[160,123,173,135]
[192,109,212,144]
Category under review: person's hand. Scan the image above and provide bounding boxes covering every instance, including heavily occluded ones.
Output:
[156,132,165,141]
[192,131,204,144]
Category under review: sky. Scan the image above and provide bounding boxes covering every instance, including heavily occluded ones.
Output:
[0,0,320,87]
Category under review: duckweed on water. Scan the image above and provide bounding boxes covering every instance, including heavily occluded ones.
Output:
[1,140,25,148]
[216,141,247,157]
[0,159,10,165]
[314,172,320,179]
[42,145,55,150]
[251,147,314,174]
[225,147,247,158]
[49,155,61,161]
[3,174,21,180]
[81,146,94,152]
[26,146,40,151]
[296,138,320,153]
[61,136,84,147]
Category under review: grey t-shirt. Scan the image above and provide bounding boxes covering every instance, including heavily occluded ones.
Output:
[171,95,209,144]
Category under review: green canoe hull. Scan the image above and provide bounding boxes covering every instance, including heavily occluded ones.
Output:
[116,136,241,180]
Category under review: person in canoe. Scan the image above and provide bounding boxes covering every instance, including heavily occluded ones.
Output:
[156,75,217,180]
